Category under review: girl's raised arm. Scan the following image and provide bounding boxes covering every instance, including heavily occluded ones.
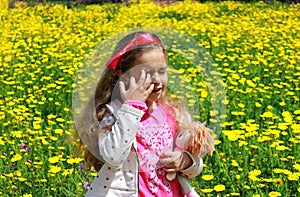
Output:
[98,103,145,167]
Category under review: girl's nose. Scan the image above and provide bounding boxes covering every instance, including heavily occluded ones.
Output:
[151,73,161,83]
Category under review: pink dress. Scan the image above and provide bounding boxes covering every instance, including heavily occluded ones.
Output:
[136,102,183,197]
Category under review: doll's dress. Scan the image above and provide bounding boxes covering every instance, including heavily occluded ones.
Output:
[136,102,182,197]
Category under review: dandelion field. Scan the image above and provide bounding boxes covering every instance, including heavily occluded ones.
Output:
[0,1,299,196]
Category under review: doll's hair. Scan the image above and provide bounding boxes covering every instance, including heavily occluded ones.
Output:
[186,122,215,158]
[74,31,189,171]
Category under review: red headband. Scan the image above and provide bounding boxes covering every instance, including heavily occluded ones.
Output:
[105,33,164,69]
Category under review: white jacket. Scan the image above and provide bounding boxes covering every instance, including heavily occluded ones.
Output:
[86,103,203,197]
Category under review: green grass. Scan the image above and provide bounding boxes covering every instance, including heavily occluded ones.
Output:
[0,1,299,196]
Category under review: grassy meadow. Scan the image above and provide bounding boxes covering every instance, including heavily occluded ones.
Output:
[0,0,299,196]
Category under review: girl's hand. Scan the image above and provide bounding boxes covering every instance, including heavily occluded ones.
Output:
[119,70,154,102]
[159,151,193,173]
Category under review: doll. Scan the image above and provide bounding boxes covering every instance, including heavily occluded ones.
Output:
[166,122,215,197]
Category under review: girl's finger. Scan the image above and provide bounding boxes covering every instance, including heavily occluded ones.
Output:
[164,168,177,173]
[161,151,175,158]
[137,70,146,85]
[144,73,152,87]
[146,84,154,93]
[129,76,136,87]
[159,154,174,165]
[159,157,171,165]
[119,81,126,96]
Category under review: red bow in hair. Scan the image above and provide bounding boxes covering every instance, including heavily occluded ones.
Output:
[105,33,164,69]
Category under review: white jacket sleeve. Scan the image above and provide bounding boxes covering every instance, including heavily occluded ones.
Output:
[98,103,145,167]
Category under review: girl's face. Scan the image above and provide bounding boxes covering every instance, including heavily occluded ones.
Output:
[127,47,168,108]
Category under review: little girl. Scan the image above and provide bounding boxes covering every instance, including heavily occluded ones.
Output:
[79,31,204,196]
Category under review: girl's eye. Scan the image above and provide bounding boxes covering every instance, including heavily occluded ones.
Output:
[158,69,166,74]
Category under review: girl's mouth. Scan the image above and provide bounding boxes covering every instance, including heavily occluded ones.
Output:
[152,87,162,93]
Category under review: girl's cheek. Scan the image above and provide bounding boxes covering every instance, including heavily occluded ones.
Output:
[163,75,168,85]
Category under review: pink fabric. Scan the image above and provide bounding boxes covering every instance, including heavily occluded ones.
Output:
[136,102,183,197]
[124,100,148,112]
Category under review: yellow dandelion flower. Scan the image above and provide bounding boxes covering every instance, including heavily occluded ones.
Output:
[91,172,97,177]
[281,169,292,176]
[268,191,281,197]
[48,156,60,164]
[62,169,74,176]
[293,164,300,171]
[250,145,259,149]
[239,141,248,146]
[273,168,283,174]
[39,179,47,183]
[33,122,41,130]
[249,175,260,181]
[22,194,32,197]
[246,80,256,88]
[276,145,289,151]
[261,111,274,118]
[214,140,221,145]
[11,153,22,162]
[47,114,56,120]
[262,178,273,183]
[49,166,62,174]
[18,177,27,182]
[231,160,239,167]
[202,174,214,181]
[255,102,262,107]
[219,152,226,158]
[11,131,23,138]
[67,157,83,164]
[201,189,213,193]
[54,129,64,135]
[273,178,283,185]
[278,123,288,130]
[248,169,261,181]
[56,118,65,122]
[238,103,245,108]
[259,184,266,188]
[288,172,299,181]
[178,68,185,74]
[49,136,58,141]
[214,184,225,192]
[201,90,208,98]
